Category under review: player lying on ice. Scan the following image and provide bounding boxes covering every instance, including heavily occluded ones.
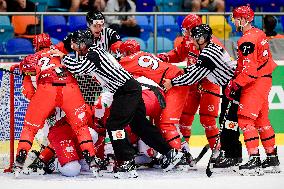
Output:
[14,33,104,178]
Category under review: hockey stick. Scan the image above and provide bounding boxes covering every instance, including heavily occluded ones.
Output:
[197,84,239,105]
[206,100,233,177]
[192,144,210,165]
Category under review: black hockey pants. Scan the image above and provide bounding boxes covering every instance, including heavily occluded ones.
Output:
[106,78,171,161]
[219,86,242,159]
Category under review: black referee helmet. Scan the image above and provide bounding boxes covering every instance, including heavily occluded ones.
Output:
[71,30,94,48]
[86,10,105,26]
[191,24,212,43]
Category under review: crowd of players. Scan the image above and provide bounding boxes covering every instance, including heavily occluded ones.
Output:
[13,5,281,179]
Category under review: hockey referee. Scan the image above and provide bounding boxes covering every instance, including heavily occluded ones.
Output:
[56,10,122,56]
[50,30,183,178]
[163,24,241,166]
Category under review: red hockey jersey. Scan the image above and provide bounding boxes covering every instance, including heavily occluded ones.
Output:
[119,51,183,85]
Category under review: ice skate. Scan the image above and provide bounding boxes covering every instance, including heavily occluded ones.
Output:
[239,154,264,176]
[262,148,281,173]
[161,149,183,172]
[113,159,138,179]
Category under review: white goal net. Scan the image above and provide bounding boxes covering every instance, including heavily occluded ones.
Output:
[0,62,102,172]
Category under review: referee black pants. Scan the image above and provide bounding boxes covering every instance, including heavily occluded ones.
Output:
[106,79,172,161]
[219,86,242,158]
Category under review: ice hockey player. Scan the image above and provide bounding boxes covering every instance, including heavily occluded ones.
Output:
[118,39,190,149]
[14,33,102,177]
[50,30,184,178]
[227,5,280,175]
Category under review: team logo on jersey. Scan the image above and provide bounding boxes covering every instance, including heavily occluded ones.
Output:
[225,120,238,131]
[239,42,255,56]
[60,140,76,158]
[112,129,126,140]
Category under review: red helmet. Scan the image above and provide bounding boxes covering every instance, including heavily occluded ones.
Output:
[120,39,141,56]
[232,6,254,22]
[19,54,39,74]
[182,14,202,31]
[33,33,52,51]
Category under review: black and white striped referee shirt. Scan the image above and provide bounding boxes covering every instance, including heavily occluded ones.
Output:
[94,27,121,51]
[62,27,121,54]
[62,45,132,93]
[171,42,236,87]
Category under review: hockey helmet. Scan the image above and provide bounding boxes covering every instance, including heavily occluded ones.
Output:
[33,33,52,51]
[120,39,141,56]
[232,6,254,23]
[86,10,105,26]
[181,14,202,35]
[71,30,94,48]
[191,24,212,43]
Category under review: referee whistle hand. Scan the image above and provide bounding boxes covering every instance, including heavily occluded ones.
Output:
[163,78,172,92]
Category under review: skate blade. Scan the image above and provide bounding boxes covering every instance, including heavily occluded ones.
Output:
[98,169,113,177]
[114,170,138,179]
[263,166,281,174]
[175,165,191,171]
[239,167,264,176]
[163,152,183,172]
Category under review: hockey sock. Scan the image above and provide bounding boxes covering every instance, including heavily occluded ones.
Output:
[179,114,194,142]
[39,145,56,164]
[179,125,192,143]
[200,115,219,149]
[75,126,96,157]
[257,125,276,154]
[239,116,259,155]
[160,123,181,150]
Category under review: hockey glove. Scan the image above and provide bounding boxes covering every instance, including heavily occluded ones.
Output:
[225,80,240,101]
[157,53,170,62]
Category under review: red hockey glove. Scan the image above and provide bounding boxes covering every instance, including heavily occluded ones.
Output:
[19,54,38,75]
[225,80,240,101]
[157,53,170,62]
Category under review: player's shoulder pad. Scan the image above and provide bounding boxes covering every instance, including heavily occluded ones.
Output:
[239,41,255,56]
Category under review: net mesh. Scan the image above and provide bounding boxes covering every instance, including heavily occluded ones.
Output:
[0,63,102,170]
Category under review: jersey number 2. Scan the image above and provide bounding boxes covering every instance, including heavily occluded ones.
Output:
[39,57,55,71]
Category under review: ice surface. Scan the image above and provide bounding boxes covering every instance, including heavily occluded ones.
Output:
[1,146,283,189]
